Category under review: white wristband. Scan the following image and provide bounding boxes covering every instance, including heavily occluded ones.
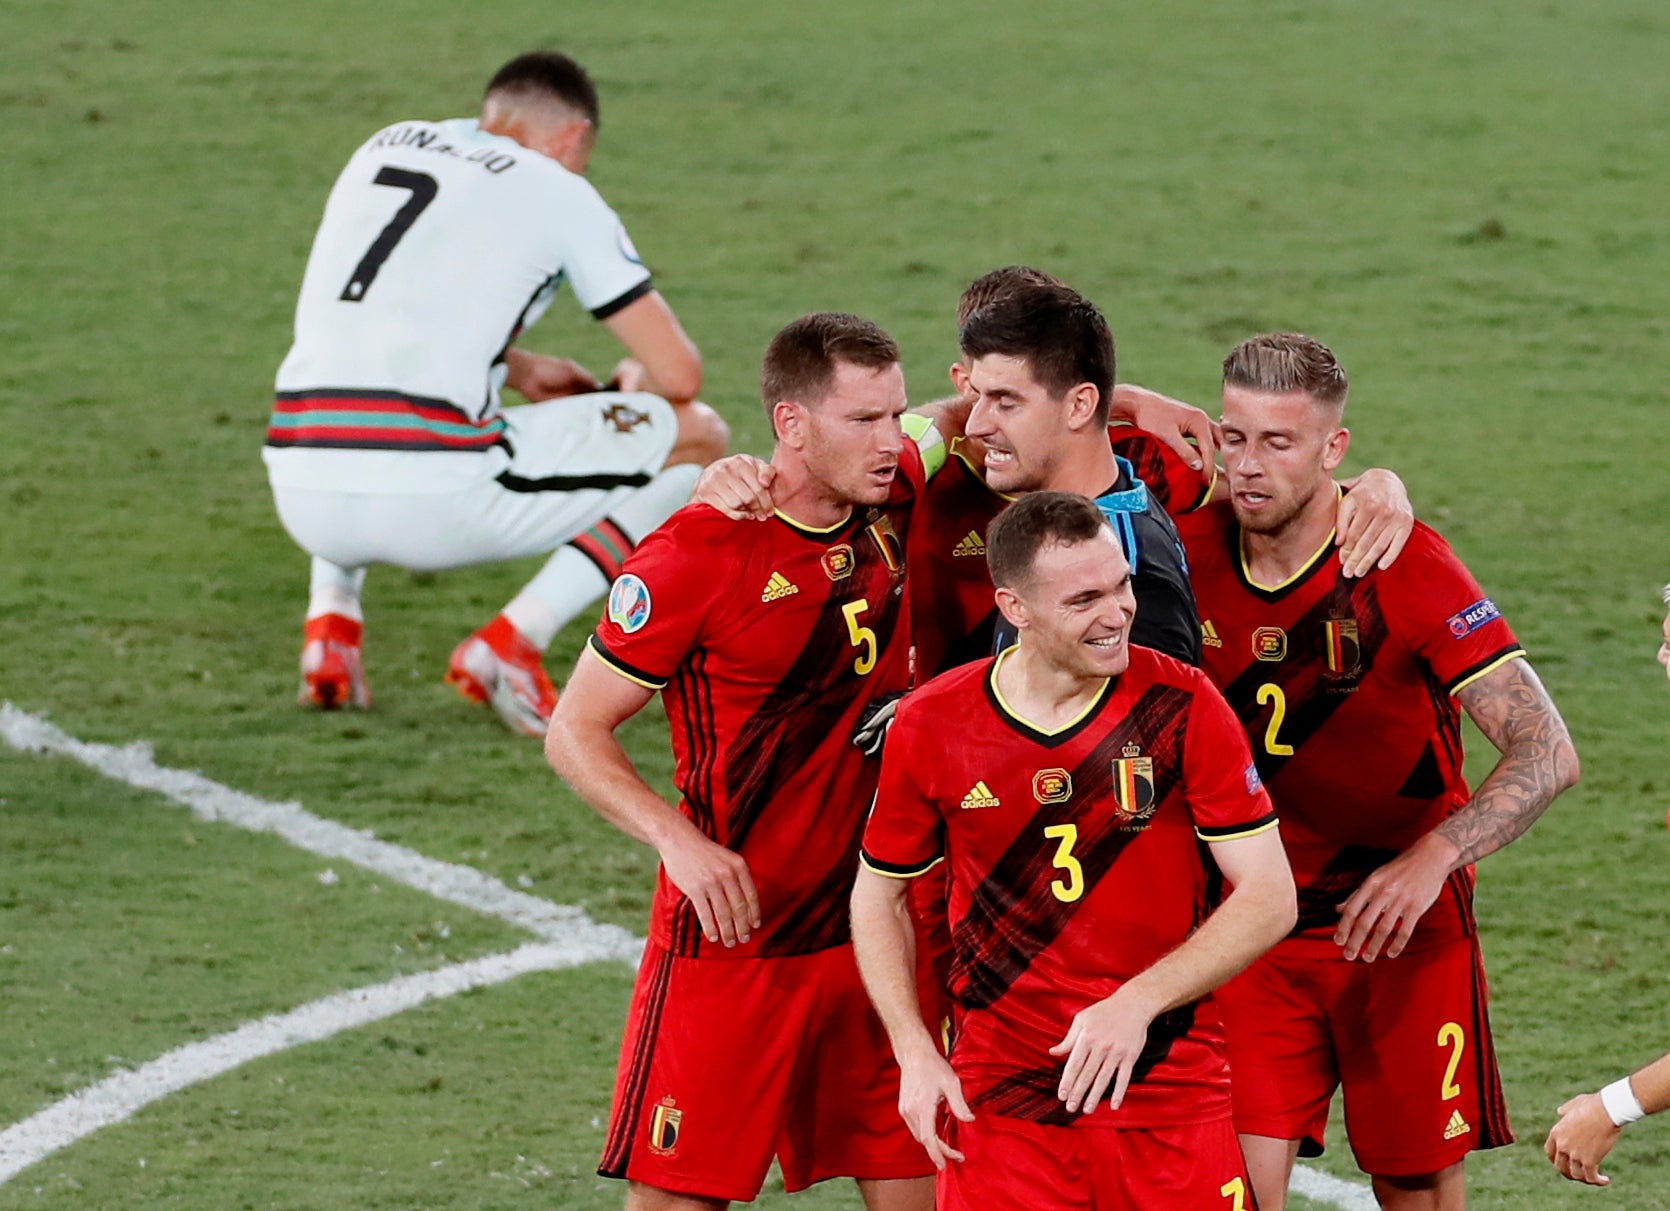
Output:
[1601,1076,1646,1127]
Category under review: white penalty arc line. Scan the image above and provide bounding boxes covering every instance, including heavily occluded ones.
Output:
[0,705,1372,1208]
[0,704,640,962]
[0,943,594,1186]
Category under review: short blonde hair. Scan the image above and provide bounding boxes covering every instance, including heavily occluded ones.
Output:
[1223,332,1348,411]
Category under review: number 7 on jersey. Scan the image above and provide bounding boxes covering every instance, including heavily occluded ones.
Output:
[340,167,439,302]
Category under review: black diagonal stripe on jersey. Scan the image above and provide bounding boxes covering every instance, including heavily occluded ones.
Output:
[1292,845,1397,935]
[717,547,908,952]
[1222,578,1391,780]
[967,1003,1199,1123]
[758,800,868,957]
[950,685,1192,1011]
[968,1065,1077,1126]
[1397,741,1446,799]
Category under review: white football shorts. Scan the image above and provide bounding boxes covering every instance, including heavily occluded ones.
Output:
[268,391,677,570]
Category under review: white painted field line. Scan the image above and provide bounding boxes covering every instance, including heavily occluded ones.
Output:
[1292,1164,1379,1211]
[1,704,1371,1209]
[0,703,639,963]
[0,942,601,1185]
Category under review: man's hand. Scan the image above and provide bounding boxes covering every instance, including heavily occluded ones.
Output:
[607,357,649,394]
[1545,1092,1621,1186]
[1109,383,1219,477]
[658,826,761,947]
[897,1043,974,1170]
[1334,833,1458,961]
[504,349,601,401]
[1048,986,1156,1114]
[691,454,777,520]
[1336,469,1414,577]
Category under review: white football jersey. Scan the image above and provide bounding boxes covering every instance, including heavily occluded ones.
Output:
[275,118,651,421]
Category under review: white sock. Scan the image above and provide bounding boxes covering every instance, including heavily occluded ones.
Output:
[307,559,366,622]
[511,462,702,649]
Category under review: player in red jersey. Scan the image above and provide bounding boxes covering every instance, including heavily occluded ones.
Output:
[1174,333,1581,1211]
[852,491,1297,1211]
[545,313,933,1210]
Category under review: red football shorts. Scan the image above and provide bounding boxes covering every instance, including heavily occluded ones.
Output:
[937,1113,1255,1211]
[599,942,931,1202]
[1217,935,1512,1176]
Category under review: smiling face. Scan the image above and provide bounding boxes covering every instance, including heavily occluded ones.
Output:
[964,353,1096,494]
[1219,384,1350,536]
[783,360,908,508]
[997,527,1137,680]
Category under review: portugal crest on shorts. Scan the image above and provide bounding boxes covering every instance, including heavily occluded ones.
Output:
[1322,618,1361,677]
[648,1096,682,1156]
[1110,756,1156,825]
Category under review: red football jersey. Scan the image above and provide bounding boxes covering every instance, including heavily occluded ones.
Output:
[861,647,1276,1128]
[908,427,1208,678]
[908,439,1008,679]
[591,443,922,960]
[1176,504,1525,956]
[1108,424,1216,518]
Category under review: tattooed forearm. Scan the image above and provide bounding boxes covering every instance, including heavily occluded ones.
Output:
[1439,659,1580,866]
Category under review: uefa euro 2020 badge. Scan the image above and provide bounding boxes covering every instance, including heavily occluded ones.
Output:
[608,574,652,634]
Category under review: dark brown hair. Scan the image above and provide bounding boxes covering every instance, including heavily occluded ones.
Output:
[955,265,1065,328]
[959,283,1116,423]
[760,312,900,416]
[987,491,1114,589]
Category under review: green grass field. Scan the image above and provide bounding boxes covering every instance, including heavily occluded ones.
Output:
[4,0,1670,1206]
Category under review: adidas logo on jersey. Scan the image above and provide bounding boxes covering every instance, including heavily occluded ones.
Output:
[1201,620,1223,648]
[761,572,799,603]
[952,530,986,557]
[1443,1110,1471,1140]
[960,781,1000,810]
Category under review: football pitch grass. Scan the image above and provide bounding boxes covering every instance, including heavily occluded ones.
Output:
[4,0,1670,1206]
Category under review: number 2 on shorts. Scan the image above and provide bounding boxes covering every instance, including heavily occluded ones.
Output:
[1438,1022,1465,1100]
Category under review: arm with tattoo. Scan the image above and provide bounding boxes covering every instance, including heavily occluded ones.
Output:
[1438,659,1581,863]
[1334,658,1579,961]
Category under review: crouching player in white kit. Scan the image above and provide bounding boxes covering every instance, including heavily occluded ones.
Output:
[265,51,727,735]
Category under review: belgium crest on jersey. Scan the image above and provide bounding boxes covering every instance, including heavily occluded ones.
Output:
[648,1097,682,1156]
[1322,618,1360,677]
[864,513,903,574]
[1110,755,1156,825]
